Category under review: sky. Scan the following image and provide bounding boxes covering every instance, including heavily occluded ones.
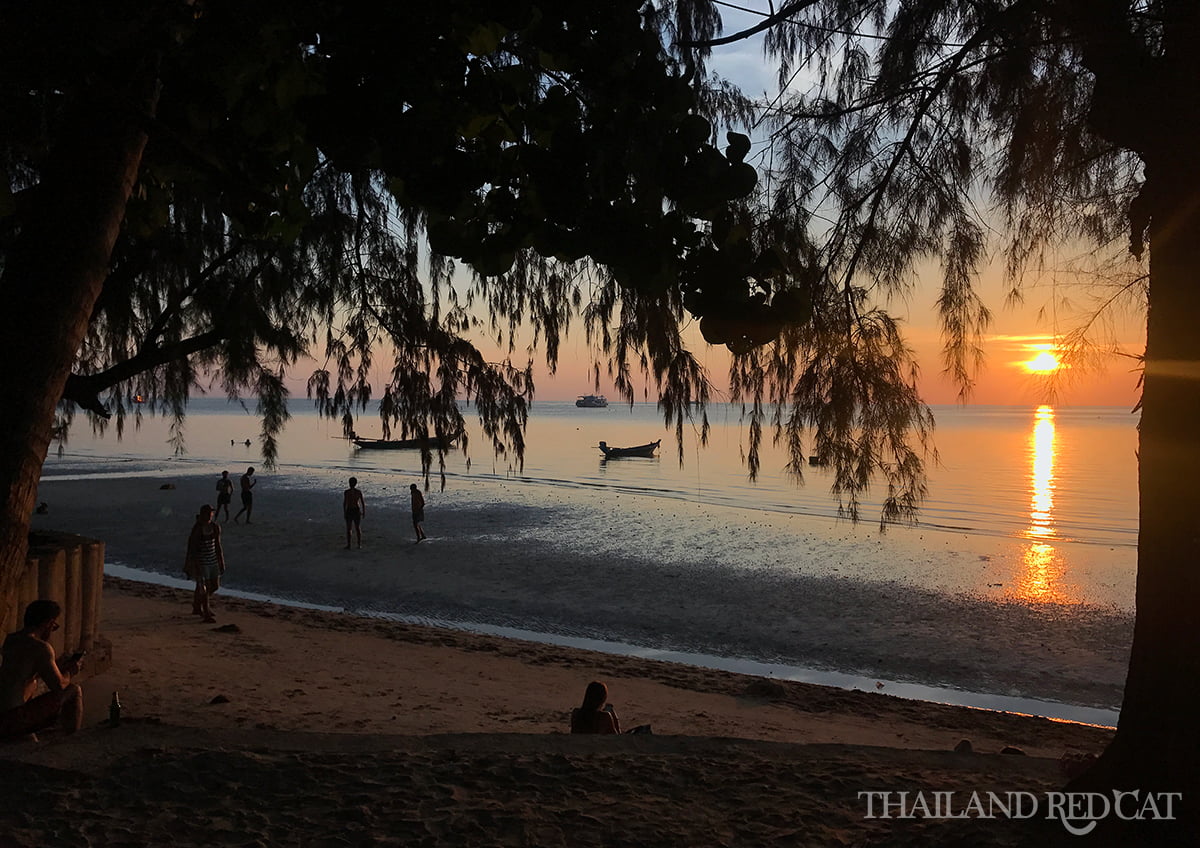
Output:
[516,4,1146,408]
[699,3,1146,408]
[503,310,1144,408]
[286,3,1146,410]
[430,257,1146,407]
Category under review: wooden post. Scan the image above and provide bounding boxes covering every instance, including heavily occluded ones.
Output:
[64,543,83,653]
[17,555,39,633]
[36,547,67,655]
[3,532,106,665]
[80,540,104,651]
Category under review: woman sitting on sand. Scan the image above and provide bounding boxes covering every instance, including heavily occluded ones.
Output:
[570,681,621,734]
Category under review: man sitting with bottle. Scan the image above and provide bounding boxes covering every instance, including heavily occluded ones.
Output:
[0,600,84,741]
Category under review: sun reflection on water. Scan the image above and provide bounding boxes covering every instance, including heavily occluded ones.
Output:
[1027,405,1056,539]
[1016,406,1072,603]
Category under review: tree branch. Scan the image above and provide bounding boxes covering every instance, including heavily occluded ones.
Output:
[680,0,822,48]
[62,328,225,416]
[837,12,1008,291]
[141,239,245,348]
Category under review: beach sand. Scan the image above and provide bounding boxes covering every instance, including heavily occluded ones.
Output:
[29,471,1132,711]
[1,578,1113,847]
[0,468,1138,845]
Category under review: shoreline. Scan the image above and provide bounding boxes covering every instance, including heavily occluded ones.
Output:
[103,562,1119,727]
[0,577,1116,848]
[32,468,1132,713]
[49,576,1122,752]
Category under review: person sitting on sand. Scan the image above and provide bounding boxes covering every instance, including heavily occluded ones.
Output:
[0,600,84,741]
[343,477,365,549]
[570,681,621,734]
[185,505,226,623]
[215,470,234,521]
[233,467,256,524]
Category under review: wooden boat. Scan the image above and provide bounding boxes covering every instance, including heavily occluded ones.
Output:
[352,434,455,450]
[598,439,661,459]
[576,394,609,408]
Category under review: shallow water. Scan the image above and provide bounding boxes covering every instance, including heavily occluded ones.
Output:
[39,452,1133,716]
[48,400,1139,610]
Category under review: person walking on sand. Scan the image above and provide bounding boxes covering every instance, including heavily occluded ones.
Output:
[185,505,226,623]
[0,600,84,741]
[215,470,234,521]
[410,483,427,541]
[233,467,256,524]
[343,477,365,549]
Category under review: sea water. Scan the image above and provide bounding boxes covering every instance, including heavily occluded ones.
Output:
[46,398,1139,604]
[42,399,1138,720]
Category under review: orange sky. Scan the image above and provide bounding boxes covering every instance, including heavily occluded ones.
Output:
[896,259,1145,407]
[289,271,1145,408]
[681,7,1147,409]
[524,331,1143,407]
[279,12,1149,411]
[517,266,1146,407]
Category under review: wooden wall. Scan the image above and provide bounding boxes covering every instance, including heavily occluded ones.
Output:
[1,532,104,656]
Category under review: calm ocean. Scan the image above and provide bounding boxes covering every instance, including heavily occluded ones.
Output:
[40,399,1139,720]
[47,399,1139,609]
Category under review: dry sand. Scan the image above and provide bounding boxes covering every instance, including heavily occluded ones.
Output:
[1,578,1114,847]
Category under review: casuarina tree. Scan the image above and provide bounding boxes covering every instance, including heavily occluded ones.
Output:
[677,0,1198,836]
[0,2,778,610]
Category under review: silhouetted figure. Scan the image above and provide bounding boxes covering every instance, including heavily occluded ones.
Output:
[570,681,620,734]
[410,483,427,541]
[215,470,234,521]
[185,505,226,623]
[233,467,256,524]
[0,600,84,740]
[343,477,365,549]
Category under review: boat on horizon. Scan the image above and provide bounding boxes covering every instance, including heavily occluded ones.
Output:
[598,439,661,459]
[351,433,457,450]
[576,394,609,408]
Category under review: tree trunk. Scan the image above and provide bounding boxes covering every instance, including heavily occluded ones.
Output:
[1039,9,1200,846]
[1077,162,1200,844]
[0,80,156,602]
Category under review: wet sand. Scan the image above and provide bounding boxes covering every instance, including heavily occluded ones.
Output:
[31,471,1132,710]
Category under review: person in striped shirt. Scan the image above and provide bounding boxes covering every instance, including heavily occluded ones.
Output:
[185,505,226,623]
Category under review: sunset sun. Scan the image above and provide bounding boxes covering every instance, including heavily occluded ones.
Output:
[1022,349,1062,374]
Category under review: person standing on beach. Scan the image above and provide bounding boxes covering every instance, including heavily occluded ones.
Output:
[185,505,226,623]
[343,477,365,549]
[215,470,234,521]
[0,600,84,740]
[233,467,256,524]
[410,483,427,541]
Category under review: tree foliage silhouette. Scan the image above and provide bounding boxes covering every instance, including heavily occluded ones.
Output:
[681,0,1198,829]
[0,2,791,599]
